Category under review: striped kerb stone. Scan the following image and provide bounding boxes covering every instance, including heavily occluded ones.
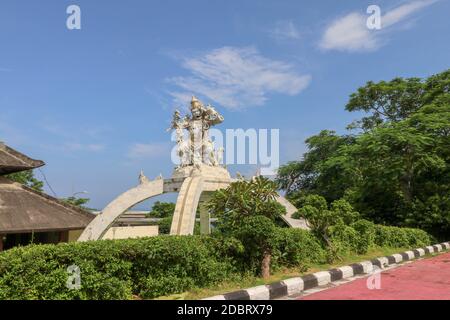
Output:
[338,266,354,279]
[205,241,450,301]
[202,295,226,300]
[416,248,426,256]
[371,257,388,269]
[400,252,410,261]
[359,261,373,274]
[301,274,319,290]
[412,249,422,258]
[282,277,304,296]
[246,285,269,300]
[387,255,397,264]
[328,268,343,281]
[350,263,364,275]
[404,251,415,260]
[425,246,434,254]
[313,271,331,286]
[223,290,250,300]
[267,282,287,300]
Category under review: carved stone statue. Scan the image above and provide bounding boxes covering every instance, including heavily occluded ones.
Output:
[78,96,306,242]
[169,96,224,169]
[138,170,150,184]
[216,146,224,166]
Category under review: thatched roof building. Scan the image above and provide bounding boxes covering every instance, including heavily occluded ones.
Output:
[0,142,45,175]
[0,143,94,250]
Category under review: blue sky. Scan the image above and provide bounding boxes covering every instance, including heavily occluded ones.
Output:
[0,0,449,209]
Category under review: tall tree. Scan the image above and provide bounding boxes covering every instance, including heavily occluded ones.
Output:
[147,201,175,218]
[207,177,286,278]
[276,130,354,203]
[345,77,425,131]
[277,69,450,238]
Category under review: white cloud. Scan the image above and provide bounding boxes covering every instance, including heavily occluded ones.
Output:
[128,143,168,160]
[269,20,301,40]
[319,0,438,52]
[40,122,109,153]
[168,46,311,109]
[382,0,438,27]
[64,143,105,152]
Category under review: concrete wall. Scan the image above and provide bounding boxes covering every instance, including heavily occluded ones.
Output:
[68,229,84,242]
[0,227,158,245]
[102,225,159,240]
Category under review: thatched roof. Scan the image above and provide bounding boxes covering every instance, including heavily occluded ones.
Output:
[0,142,45,175]
[0,177,94,234]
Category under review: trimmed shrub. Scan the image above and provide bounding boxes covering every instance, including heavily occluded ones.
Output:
[156,216,201,235]
[374,225,433,248]
[275,228,326,271]
[351,219,377,254]
[156,216,173,234]
[139,273,195,299]
[328,223,360,256]
[329,221,432,258]
[0,224,434,299]
[0,236,243,300]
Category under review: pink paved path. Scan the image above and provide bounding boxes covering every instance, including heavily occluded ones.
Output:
[300,252,450,300]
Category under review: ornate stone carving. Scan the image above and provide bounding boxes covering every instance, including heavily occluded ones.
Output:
[138,170,150,184]
[169,97,224,169]
[78,95,308,242]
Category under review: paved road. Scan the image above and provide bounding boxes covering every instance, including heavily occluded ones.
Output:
[299,251,450,300]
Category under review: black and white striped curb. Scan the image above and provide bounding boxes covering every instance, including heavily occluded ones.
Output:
[203,241,450,300]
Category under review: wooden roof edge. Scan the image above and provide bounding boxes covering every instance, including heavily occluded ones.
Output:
[0,226,87,235]
[17,180,96,221]
[0,142,45,171]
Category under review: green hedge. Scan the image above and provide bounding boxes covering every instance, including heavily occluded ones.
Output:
[275,228,326,270]
[329,220,433,256]
[0,224,434,300]
[374,225,433,248]
[0,236,243,300]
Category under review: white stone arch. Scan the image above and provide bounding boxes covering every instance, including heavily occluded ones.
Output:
[170,176,204,235]
[78,179,164,242]
[78,167,308,242]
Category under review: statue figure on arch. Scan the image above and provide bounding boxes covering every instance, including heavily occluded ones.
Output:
[168,96,225,169]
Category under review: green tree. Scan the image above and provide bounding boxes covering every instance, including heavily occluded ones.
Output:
[157,216,173,234]
[278,69,450,238]
[276,130,354,203]
[233,216,278,279]
[294,195,359,245]
[345,77,425,131]
[207,176,286,278]
[294,195,360,261]
[207,176,286,234]
[146,202,176,234]
[147,201,175,218]
[6,170,44,192]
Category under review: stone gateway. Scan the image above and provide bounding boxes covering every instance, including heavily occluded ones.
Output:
[78,97,307,241]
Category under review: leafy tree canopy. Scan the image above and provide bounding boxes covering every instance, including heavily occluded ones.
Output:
[147,201,175,218]
[278,69,450,239]
[207,176,286,234]
[207,176,286,278]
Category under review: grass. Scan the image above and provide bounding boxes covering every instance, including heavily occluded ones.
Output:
[155,246,411,300]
